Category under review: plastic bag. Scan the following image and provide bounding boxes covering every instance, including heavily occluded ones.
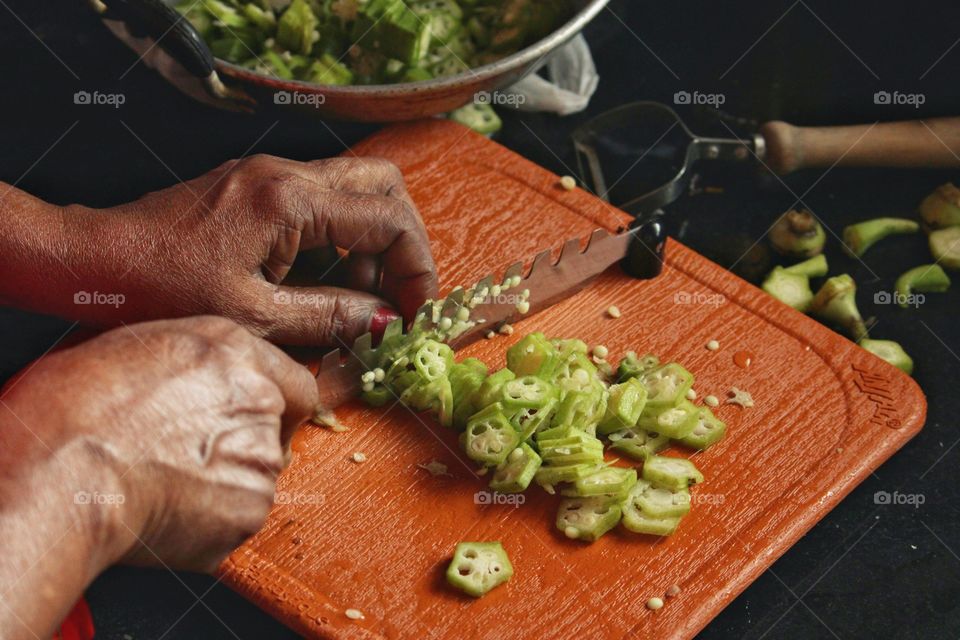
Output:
[501,34,599,116]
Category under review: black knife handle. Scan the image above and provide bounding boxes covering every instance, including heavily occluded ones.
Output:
[621,210,667,279]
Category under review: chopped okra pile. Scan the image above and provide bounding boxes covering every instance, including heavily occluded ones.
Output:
[176,0,573,86]
[360,326,724,595]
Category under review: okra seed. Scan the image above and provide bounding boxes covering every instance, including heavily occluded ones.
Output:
[593,345,609,359]
[511,275,522,288]
[485,331,496,339]
[361,371,375,384]
[704,395,719,407]
[607,305,622,318]
[345,608,364,620]
[510,448,524,461]
[362,382,375,393]
[490,285,502,297]
[499,324,514,336]
[373,368,385,383]
[352,452,367,463]
[560,175,577,191]
[456,307,470,322]
[685,388,697,400]
[646,597,664,610]
[706,339,720,351]
[666,584,681,597]
[517,301,530,314]
[439,317,453,331]
[564,525,580,539]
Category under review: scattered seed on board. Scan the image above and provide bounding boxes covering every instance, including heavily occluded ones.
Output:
[516,301,530,314]
[593,345,609,359]
[485,331,496,339]
[706,339,720,351]
[345,608,364,620]
[351,452,367,463]
[607,305,622,319]
[560,175,577,191]
[499,324,514,336]
[704,395,719,407]
[666,584,681,598]
[685,388,697,401]
[646,597,664,610]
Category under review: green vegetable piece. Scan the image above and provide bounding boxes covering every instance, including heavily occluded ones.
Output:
[860,339,914,375]
[472,369,516,410]
[641,363,694,411]
[489,443,541,493]
[634,480,691,518]
[553,386,608,435]
[242,4,276,31]
[506,332,558,377]
[402,66,434,82]
[360,384,393,408]
[561,466,637,500]
[506,398,557,441]
[277,0,319,55]
[538,434,605,466]
[501,375,557,409]
[919,183,960,230]
[895,264,951,307]
[929,226,960,271]
[556,497,621,542]
[637,400,698,439]
[535,424,582,442]
[203,0,248,28]
[761,267,814,312]
[446,541,513,597]
[607,428,670,461]
[642,455,704,491]
[449,103,502,135]
[353,0,432,65]
[401,377,453,426]
[809,274,868,340]
[621,483,682,536]
[534,462,600,486]
[677,407,727,451]
[597,377,648,435]
[770,209,825,258]
[842,217,919,257]
[463,403,519,465]
[616,351,660,382]
[782,253,829,278]
[413,339,454,381]
[308,53,354,85]
[413,0,464,44]
[450,359,488,430]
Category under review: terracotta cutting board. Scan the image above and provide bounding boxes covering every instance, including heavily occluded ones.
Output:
[219,120,926,640]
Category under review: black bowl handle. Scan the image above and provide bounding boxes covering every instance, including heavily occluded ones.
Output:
[97,0,215,79]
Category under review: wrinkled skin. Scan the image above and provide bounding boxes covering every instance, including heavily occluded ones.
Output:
[0,317,320,638]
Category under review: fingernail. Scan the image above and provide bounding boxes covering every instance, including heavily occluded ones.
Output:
[370,306,400,343]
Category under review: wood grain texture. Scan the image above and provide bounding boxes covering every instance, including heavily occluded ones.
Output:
[219,120,926,640]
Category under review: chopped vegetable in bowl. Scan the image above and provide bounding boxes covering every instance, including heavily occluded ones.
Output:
[175,0,575,85]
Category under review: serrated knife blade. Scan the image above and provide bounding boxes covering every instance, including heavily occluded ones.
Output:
[315,224,650,409]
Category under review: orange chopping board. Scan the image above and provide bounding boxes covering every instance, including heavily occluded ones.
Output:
[219,119,926,640]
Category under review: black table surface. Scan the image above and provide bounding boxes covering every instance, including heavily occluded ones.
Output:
[3,1,960,638]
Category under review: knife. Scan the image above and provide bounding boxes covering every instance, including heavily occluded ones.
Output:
[315,212,667,409]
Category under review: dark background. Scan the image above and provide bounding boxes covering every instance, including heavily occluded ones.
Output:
[2,1,960,638]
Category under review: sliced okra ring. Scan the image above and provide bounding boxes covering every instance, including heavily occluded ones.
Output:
[472,368,516,411]
[641,363,695,411]
[463,404,520,466]
[637,399,699,439]
[561,466,637,501]
[677,407,727,451]
[446,541,513,597]
[507,398,557,442]
[413,340,454,381]
[489,443,542,493]
[621,503,682,536]
[534,462,602,487]
[597,377,648,435]
[555,496,622,542]
[617,352,660,382]
[501,375,558,410]
[635,483,691,518]
[360,384,392,408]
[506,332,559,378]
[553,386,608,435]
[642,455,705,491]
[608,428,670,461]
